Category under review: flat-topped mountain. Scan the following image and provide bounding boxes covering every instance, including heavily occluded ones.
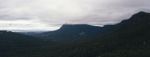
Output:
[36,24,100,41]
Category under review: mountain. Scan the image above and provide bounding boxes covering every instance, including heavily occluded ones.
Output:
[35,11,150,57]
[87,11,150,57]
[39,24,103,43]
[38,24,119,43]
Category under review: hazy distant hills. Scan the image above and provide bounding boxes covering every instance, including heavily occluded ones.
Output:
[0,11,150,57]
[0,31,53,45]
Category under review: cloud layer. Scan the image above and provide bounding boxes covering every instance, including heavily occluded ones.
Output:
[0,0,150,31]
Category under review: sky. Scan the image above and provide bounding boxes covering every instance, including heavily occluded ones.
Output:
[0,0,150,32]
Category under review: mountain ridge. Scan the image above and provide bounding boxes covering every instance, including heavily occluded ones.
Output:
[0,11,150,57]
[46,11,150,57]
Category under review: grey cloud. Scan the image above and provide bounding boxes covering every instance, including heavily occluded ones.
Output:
[0,0,150,26]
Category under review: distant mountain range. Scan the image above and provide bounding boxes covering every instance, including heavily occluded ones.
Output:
[33,11,150,43]
[0,11,150,57]
[37,24,102,43]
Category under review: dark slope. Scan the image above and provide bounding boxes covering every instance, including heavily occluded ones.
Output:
[40,11,150,57]
[82,11,150,57]
[85,11,150,57]
[0,31,53,57]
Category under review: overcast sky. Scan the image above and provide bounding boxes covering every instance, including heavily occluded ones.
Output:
[0,0,150,31]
